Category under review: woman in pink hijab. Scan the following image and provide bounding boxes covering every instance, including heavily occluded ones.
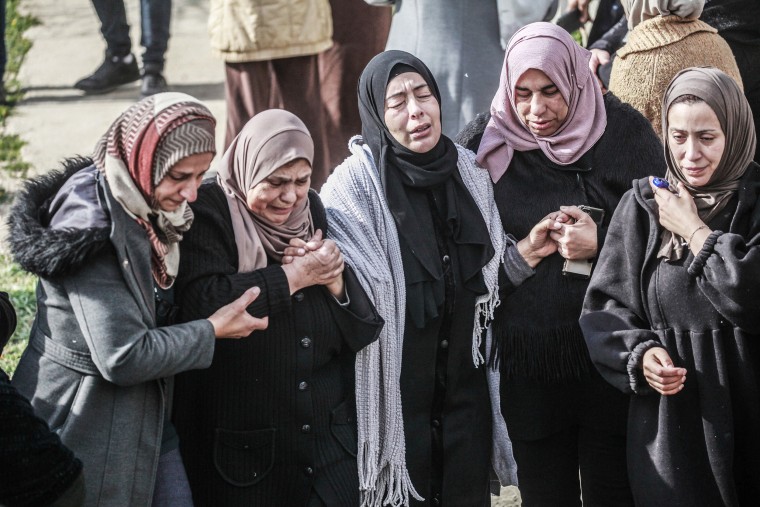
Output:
[457,22,665,506]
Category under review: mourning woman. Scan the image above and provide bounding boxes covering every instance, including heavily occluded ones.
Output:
[581,67,760,506]
[7,93,266,506]
[171,109,383,507]
[319,50,541,506]
[458,22,665,506]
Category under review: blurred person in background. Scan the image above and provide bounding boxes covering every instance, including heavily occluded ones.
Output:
[588,0,760,161]
[606,0,741,137]
[74,0,171,96]
[211,0,333,190]
[319,0,391,168]
[367,0,556,137]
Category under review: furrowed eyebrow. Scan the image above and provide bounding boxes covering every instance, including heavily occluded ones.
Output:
[386,82,430,101]
[515,84,557,93]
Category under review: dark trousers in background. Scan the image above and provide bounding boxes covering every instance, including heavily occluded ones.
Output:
[91,0,171,70]
[224,56,330,190]
[512,425,633,507]
[318,0,391,170]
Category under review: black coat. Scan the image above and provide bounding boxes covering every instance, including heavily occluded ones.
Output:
[458,93,666,439]
[172,183,383,507]
[580,165,760,506]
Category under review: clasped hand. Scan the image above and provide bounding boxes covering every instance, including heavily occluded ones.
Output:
[518,206,598,268]
[281,229,345,298]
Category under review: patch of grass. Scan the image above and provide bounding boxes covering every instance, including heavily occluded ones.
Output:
[0,253,37,376]
[0,1,39,373]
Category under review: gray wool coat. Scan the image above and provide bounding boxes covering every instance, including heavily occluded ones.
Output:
[8,159,216,507]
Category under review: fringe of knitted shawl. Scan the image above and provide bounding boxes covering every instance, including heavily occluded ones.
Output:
[321,137,510,506]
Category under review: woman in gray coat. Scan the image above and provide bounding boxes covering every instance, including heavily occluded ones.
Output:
[7,93,267,507]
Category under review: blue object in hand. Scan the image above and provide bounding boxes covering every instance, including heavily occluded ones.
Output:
[652,177,670,190]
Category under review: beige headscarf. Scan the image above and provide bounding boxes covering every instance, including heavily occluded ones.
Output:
[623,0,704,29]
[92,92,216,288]
[216,109,315,272]
[658,67,756,260]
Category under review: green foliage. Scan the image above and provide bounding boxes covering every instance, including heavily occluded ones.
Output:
[0,0,40,196]
[0,254,37,376]
[3,0,40,104]
[572,29,583,46]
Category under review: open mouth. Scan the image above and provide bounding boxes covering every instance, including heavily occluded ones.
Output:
[409,124,431,139]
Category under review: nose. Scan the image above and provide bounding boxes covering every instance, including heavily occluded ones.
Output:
[180,180,198,203]
[280,184,297,205]
[407,97,424,119]
[530,94,546,116]
[684,137,701,162]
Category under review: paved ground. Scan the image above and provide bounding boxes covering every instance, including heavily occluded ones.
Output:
[1,1,522,504]
[0,0,226,246]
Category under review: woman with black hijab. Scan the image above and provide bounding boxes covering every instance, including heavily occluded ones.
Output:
[319,50,554,507]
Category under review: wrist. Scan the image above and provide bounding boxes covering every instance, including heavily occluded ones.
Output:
[280,264,304,295]
[517,238,542,269]
[686,224,707,242]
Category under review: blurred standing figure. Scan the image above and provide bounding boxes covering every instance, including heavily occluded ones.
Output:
[369,0,555,137]
[608,0,741,137]
[588,0,760,162]
[211,0,333,190]
[581,67,760,507]
[319,0,391,168]
[74,0,171,97]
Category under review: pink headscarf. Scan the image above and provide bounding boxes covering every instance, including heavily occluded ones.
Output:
[476,22,607,183]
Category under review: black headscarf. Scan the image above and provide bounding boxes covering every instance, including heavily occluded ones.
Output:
[358,50,494,327]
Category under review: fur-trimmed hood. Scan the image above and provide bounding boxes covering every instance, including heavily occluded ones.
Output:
[7,157,111,278]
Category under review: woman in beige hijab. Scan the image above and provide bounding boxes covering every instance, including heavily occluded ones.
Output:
[582,67,760,507]
[172,109,383,507]
[609,0,742,136]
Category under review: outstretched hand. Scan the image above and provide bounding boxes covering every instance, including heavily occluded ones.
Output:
[642,346,686,395]
[208,286,269,339]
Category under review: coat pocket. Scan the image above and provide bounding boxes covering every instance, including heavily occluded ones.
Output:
[330,399,358,457]
[213,427,276,487]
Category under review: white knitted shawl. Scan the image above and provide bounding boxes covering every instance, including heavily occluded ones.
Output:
[320,137,516,506]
